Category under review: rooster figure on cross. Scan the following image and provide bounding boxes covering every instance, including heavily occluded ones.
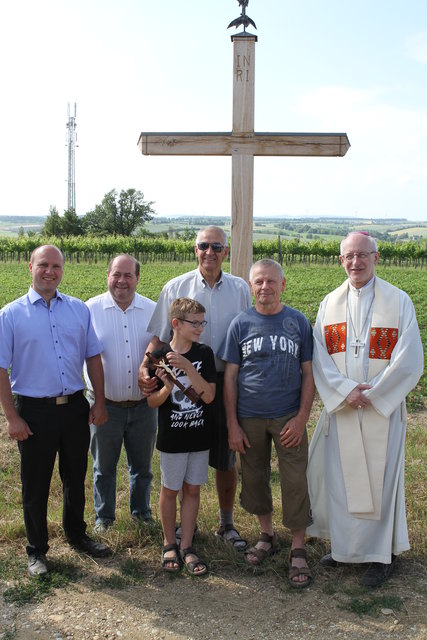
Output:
[227,0,257,32]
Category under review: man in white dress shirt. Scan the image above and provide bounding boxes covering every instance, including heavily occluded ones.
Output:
[85,254,157,531]
[307,232,423,587]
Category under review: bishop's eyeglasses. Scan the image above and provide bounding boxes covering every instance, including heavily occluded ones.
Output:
[341,251,377,262]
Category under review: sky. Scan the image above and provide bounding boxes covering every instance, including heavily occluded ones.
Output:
[1,0,427,222]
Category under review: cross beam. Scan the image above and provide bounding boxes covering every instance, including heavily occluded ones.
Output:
[138,132,350,157]
[138,32,350,280]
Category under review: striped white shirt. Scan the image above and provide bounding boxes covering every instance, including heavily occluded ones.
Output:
[84,291,155,401]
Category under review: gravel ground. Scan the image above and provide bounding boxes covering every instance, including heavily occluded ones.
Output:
[1,410,426,640]
[1,543,426,640]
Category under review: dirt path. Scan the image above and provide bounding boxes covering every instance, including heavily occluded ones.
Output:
[1,541,426,640]
[1,409,426,640]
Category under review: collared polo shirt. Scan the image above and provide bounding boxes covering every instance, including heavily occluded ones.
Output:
[0,286,101,397]
[147,268,251,372]
[84,291,155,401]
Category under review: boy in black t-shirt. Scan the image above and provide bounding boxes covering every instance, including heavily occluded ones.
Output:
[147,298,216,575]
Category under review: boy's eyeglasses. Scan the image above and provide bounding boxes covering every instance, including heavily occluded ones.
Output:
[179,319,208,328]
[196,242,225,253]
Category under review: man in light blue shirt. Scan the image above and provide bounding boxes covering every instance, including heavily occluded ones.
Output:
[0,245,111,577]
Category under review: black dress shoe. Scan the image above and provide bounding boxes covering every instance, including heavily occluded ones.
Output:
[320,553,339,567]
[28,552,48,577]
[69,534,112,558]
[361,555,396,587]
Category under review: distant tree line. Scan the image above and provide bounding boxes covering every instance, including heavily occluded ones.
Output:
[43,188,154,237]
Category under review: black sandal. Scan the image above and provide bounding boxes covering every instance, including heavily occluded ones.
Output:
[180,546,207,576]
[161,543,181,573]
[215,524,248,551]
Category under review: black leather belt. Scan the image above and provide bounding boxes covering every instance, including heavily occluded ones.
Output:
[17,390,83,405]
[105,398,145,409]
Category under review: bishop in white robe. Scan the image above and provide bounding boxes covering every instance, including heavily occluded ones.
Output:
[307,232,423,586]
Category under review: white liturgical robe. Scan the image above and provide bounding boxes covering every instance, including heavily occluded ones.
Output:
[307,276,423,564]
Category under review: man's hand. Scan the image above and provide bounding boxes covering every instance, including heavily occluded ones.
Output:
[345,384,372,410]
[228,423,251,455]
[89,402,108,426]
[139,337,165,396]
[138,363,158,397]
[8,416,33,441]
[280,415,306,448]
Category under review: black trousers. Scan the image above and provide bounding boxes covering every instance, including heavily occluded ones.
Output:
[16,394,90,555]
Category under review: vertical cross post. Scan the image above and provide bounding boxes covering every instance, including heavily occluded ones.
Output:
[231,34,257,279]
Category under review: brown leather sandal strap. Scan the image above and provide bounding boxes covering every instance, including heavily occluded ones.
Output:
[259,532,274,544]
[290,547,307,560]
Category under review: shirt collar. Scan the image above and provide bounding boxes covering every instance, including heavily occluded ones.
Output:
[28,286,62,304]
[349,275,375,296]
[198,268,224,288]
[103,290,145,311]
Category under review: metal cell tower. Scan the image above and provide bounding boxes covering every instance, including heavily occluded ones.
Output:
[66,102,77,211]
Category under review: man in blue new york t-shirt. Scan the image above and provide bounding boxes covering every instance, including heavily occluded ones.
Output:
[220,259,315,588]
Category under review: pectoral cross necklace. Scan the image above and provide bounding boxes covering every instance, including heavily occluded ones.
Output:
[347,290,375,358]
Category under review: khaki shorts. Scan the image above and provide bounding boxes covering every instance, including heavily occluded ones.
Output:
[238,414,312,531]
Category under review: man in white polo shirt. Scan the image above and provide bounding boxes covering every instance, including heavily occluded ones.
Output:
[85,254,157,531]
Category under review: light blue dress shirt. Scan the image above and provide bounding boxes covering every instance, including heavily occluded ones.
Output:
[0,287,102,397]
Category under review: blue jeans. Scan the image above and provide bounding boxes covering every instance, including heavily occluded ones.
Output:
[90,401,157,525]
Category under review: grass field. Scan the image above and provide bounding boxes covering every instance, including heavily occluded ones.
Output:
[1,259,425,403]
[0,259,425,612]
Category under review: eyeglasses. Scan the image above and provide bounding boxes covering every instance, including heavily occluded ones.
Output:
[179,318,208,328]
[341,251,377,262]
[196,242,225,253]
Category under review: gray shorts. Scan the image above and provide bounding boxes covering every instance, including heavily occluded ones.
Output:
[160,450,210,491]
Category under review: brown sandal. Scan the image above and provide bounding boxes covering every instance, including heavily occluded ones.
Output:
[180,547,208,577]
[289,548,312,588]
[244,532,280,566]
[161,543,181,573]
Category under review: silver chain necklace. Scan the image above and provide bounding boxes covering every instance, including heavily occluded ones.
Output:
[347,288,375,358]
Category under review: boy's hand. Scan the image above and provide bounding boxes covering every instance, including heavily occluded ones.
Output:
[166,351,190,373]
[155,368,174,391]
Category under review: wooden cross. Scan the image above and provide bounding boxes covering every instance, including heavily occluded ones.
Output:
[138,31,350,281]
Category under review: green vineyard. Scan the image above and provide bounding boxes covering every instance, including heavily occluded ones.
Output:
[0,235,426,266]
